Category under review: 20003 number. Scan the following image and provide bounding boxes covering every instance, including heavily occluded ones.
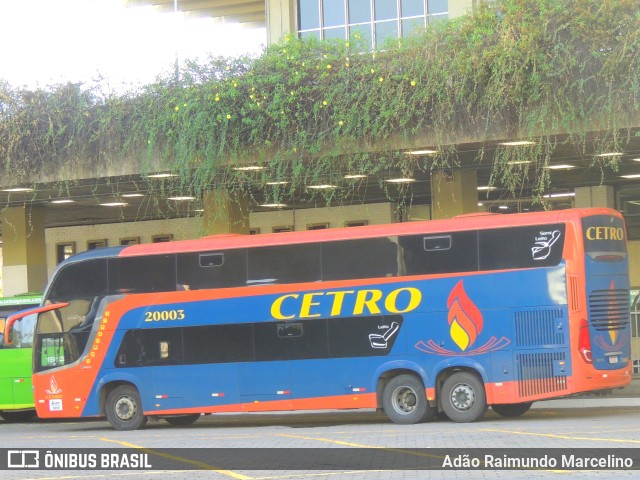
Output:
[145,310,185,322]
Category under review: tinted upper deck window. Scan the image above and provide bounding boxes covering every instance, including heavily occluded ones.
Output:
[177,249,247,289]
[48,259,108,300]
[400,232,478,275]
[108,255,176,294]
[479,224,565,270]
[321,238,399,281]
[248,244,321,285]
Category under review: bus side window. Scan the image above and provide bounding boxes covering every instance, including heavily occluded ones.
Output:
[400,232,478,275]
[177,250,247,290]
[322,238,399,281]
[109,255,177,294]
[248,244,321,285]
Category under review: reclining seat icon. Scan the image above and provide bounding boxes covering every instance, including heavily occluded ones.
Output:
[369,322,400,349]
[531,230,561,260]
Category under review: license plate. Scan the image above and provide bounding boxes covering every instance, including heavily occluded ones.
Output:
[608,356,619,364]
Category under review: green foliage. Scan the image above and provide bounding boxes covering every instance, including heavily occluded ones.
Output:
[1,0,639,207]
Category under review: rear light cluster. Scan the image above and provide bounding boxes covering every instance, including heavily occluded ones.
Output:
[578,318,592,364]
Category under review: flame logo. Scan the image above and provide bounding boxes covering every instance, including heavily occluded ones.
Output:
[415,280,510,356]
[447,280,483,351]
[45,376,62,395]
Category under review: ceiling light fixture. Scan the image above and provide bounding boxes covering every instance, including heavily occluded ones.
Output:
[307,184,337,189]
[122,193,145,198]
[620,174,640,179]
[507,160,532,165]
[147,172,177,178]
[168,196,196,201]
[498,140,536,146]
[265,181,289,185]
[386,178,416,183]
[233,166,265,171]
[544,192,576,198]
[596,152,623,157]
[477,186,497,191]
[344,174,367,179]
[100,202,128,207]
[406,149,438,155]
[546,164,576,170]
[2,187,35,192]
[51,199,75,204]
[260,203,288,208]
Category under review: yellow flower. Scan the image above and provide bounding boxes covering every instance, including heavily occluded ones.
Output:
[338,120,344,126]
[215,96,220,102]
[174,106,179,111]
[323,100,328,106]
[183,103,187,107]
[411,80,417,86]
[345,62,350,67]
[233,82,238,87]
[226,114,231,119]
[282,48,287,53]
[345,42,350,47]
[371,68,375,74]
[225,66,231,70]
[379,77,384,82]
[327,64,332,69]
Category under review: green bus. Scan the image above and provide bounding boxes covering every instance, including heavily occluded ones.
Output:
[0,294,42,422]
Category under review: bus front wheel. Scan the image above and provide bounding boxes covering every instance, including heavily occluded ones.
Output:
[440,372,487,423]
[105,385,147,431]
[492,402,532,418]
[382,374,433,424]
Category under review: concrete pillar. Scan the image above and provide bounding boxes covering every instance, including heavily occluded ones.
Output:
[430,169,478,219]
[266,0,296,44]
[0,206,48,296]
[202,189,250,235]
[574,185,615,208]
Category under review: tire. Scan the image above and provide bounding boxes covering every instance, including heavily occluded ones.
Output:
[440,372,487,423]
[382,374,434,424]
[492,402,532,418]
[0,410,36,422]
[165,414,200,426]
[105,385,147,431]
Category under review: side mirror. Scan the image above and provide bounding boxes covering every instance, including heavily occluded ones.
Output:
[4,302,70,346]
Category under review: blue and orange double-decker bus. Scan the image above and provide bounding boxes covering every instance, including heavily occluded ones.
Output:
[5,208,632,430]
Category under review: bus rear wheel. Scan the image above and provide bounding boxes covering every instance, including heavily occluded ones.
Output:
[492,402,532,418]
[0,410,36,422]
[440,372,487,423]
[382,374,433,424]
[165,414,200,426]
[105,385,147,431]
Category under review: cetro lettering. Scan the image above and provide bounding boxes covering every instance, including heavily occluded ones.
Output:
[271,287,422,320]
[585,226,625,241]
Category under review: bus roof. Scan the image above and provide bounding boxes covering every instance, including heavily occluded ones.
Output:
[117,207,620,258]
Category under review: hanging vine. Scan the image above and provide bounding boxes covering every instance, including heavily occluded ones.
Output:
[0,0,638,209]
